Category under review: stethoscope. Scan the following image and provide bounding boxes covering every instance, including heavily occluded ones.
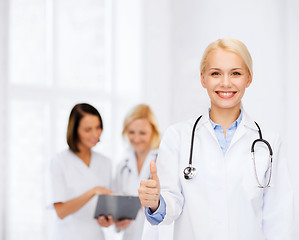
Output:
[121,153,158,177]
[120,158,132,174]
[183,115,273,188]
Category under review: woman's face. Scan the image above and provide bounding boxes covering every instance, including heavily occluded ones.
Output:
[77,114,102,150]
[126,118,153,154]
[201,48,252,111]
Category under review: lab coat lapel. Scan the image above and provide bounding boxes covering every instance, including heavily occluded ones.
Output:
[229,111,257,150]
[195,110,219,144]
[127,149,138,175]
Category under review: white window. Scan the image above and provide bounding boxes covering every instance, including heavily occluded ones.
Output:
[1,0,142,239]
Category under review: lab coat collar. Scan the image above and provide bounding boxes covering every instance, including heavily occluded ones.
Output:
[195,109,210,130]
[195,109,257,131]
[240,110,259,131]
[228,110,258,151]
[194,110,218,144]
[195,109,259,148]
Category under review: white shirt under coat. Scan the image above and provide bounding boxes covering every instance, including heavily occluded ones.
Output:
[47,149,112,240]
[157,110,294,240]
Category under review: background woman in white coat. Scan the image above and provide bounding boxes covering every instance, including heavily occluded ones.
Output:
[138,39,294,240]
[47,103,113,240]
[113,104,168,240]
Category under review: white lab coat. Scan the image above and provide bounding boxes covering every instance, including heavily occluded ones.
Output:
[114,149,173,240]
[156,110,294,240]
[47,149,112,240]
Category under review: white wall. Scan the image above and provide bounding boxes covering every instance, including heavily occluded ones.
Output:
[0,0,8,238]
[285,0,299,237]
[110,0,145,164]
[143,0,299,237]
[142,0,173,132]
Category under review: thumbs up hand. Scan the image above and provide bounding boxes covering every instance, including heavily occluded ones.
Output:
[149,159,159,181]
[138,160,160,212]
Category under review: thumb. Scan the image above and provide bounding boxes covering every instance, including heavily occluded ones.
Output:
[150,160,159,181]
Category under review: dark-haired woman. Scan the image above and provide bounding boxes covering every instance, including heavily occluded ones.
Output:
[47,103,113,240]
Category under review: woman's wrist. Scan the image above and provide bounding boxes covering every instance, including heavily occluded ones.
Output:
[149,199,160,213]
[90,187,98,197]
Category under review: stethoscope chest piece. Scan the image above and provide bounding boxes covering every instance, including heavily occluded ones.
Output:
[184,165,197,179]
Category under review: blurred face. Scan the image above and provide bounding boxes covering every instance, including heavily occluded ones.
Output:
[77,114,102,150]
[201,48,252,111]
[126,118,153,154]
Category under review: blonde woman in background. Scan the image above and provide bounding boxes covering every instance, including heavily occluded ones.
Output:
[113,104,173,240]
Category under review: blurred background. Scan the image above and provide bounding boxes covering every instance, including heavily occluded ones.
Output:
[0,0,298,239]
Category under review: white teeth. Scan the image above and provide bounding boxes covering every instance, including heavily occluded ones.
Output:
[218,92,233,96]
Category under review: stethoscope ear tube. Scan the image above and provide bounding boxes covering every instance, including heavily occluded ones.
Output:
[251,139,273,157]
[188,116,203,165]
[184,116,202,180]
[251,122,273,188]
[251,151,273,188]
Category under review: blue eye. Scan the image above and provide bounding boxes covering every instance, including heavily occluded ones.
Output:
[211,72,220,76]
[232,72,241,75]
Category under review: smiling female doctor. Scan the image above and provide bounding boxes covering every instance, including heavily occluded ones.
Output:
[138,38,294,240]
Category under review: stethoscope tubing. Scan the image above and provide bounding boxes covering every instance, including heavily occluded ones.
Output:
[188,116,203,165]
[251,122,273,188]
[184,116,273,188]
[120,159,131,174]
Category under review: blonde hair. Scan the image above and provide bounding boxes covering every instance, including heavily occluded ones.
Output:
[200,38,253,77]
[122,104,160,149]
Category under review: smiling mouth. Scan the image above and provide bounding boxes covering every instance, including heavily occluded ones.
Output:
[216,91,237,98]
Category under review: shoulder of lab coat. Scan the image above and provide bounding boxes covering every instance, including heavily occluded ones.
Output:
[46,149,72,207]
